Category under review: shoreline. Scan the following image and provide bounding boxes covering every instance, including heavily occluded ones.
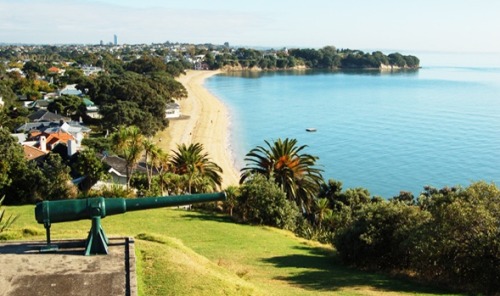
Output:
[154,70,240,189]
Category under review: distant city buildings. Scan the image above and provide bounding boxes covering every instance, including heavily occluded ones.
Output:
[114,34,117,46]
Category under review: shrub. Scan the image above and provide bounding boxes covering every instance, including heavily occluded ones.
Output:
[334,201,430,270]
[412,182,500,294]
[0,195,19,233]
[235,174,299,231]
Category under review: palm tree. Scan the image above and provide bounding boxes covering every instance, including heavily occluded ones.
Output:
[169,143,222,194]
[240,138,323,213]
[314,198,331,229]
[111,125,144,189]
[224,185,240,217]
[143,139,162,191]
[155,151,172,195]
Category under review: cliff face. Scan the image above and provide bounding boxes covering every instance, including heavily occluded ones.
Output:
[219,63,418,72]
[379,63,420,70]
[220,65,307,71]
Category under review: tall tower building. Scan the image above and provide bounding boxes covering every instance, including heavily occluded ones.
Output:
[114,34,117,45]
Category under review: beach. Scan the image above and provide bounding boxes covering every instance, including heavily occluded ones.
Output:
[154,70,240,189]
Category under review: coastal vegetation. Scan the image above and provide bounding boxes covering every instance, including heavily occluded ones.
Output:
[205,46,419,70]
[0,43,496,295]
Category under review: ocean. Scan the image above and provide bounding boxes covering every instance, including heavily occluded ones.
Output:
[204,52,500,198]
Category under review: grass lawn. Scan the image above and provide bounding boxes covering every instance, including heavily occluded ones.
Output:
[2,205,462,296]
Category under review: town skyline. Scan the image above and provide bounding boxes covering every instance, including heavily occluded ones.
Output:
[1,0,500,54]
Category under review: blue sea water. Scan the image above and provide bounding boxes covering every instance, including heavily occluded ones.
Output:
[204,53,500,198]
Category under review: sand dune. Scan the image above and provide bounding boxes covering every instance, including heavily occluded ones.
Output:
[155,70,240,189]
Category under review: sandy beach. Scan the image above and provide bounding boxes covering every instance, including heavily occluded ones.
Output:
[154,70,240,189]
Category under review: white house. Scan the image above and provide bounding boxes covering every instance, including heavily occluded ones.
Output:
[81,66,102,76]
[165,102,181,118]
[59,84,83,96]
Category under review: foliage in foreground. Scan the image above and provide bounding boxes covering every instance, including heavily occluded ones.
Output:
[240,138,323,214]
[235,174,299,230]
[0,196,18,233]
[333,181,500,295]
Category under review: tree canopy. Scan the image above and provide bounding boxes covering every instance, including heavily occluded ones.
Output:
[240,138,324,213]
[79,71,187,136]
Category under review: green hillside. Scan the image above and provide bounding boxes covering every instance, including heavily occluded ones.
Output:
[2,205,461,296]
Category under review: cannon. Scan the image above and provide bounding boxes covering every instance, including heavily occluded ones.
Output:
[35,192,226,255]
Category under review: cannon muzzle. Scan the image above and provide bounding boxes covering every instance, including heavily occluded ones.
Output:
[35,192,226,255]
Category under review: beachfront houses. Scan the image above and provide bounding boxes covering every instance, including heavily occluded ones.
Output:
[165,102,181,118]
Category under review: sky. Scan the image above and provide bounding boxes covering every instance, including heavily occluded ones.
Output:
[1,0,500,53]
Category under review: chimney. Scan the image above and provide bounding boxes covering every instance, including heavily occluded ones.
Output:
[40,136,47,152]
[68,139,77,156]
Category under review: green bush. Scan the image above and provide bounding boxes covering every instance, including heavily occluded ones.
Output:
[412,182,500,294]
[235,174,299,231]
[333,181,500,295]
[334,201,430,269]
[0,196,19,233]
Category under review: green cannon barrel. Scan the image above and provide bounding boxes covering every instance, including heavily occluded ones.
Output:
[35,192,226,224]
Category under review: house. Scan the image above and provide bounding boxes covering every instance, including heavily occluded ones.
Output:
[81,66,102,76]
[11,133,27,144]
[28,130,76,152]
[0,96,4,108]
[83,98,101,119]
[165,102,180,118]
[23,144,48,162]
[91,155,148,189]
[48,66,63,75]
[25,99,51,110]
[16,120,90,145]
[59,84,83,96]
[27,110,70,123]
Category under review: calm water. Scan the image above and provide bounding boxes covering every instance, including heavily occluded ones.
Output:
[205,53,500,198]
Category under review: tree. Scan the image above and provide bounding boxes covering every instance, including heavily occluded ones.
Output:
[84,71,180,135]
[223,185,240,217]
[143,139,164,191]
[0,128,29,201]
[153,151,172,195]
[22,60,47,78]
[73,149,108,193]
[314,198,331,229]
[111,126,144,189]
[412,182,500,293]
[47,95,86,118]
[38,153,77,200]
[169,143,222,194]
[0,195,18,233]
[126,55,167,74]
[236,174,299,230]
[61,68,85,84]
[240,138,324,213]
[334,200,430,270]
[388,53,407,67]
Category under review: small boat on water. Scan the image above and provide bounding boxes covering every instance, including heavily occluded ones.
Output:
[306,128,317,132]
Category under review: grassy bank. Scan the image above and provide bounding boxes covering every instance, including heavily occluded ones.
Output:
[2,205,461,296]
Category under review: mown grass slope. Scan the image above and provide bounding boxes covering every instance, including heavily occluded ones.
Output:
[2,205,461,296]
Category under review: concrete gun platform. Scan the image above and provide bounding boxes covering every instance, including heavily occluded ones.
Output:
[0,237,136,296]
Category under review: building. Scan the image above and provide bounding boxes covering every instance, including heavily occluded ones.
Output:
[165,102,181,118]
[59,84,83,96]
[81,66,102,76]
[114,34,117,46]
[83,98,101,119]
